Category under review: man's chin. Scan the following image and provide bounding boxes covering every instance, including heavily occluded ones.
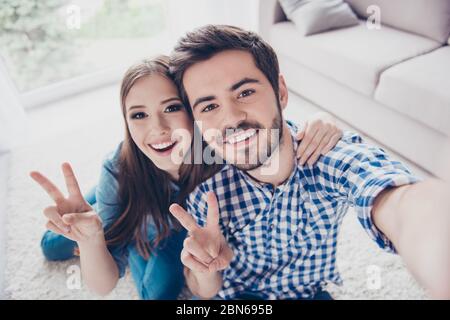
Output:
[232,161,265,172]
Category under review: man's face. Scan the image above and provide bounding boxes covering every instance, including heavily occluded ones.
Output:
[183,50,288,171]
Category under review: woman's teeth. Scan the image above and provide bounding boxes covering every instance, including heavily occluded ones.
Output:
[225,129,257,144]
[150,141,176,150]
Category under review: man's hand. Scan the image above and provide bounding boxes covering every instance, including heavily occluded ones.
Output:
[169,192,233,273]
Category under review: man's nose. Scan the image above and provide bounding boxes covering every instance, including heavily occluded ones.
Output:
[222,102,247,129]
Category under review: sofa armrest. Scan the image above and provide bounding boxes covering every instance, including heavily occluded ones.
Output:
[258,0,287,41]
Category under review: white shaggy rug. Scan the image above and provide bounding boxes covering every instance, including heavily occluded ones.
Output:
[2,86,428,299]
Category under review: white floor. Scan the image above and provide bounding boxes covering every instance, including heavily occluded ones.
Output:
[2,83,429,299]
[0,152,9,299]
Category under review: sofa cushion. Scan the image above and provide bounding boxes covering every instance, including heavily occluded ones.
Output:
[375,47,450,135]
[269,21,441,96]
[345,0,450,44]
[279,0,359,36]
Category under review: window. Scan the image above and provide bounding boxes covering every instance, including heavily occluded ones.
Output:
[0,0,169,106]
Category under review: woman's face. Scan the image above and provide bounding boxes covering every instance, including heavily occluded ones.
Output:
[125,74,193,179]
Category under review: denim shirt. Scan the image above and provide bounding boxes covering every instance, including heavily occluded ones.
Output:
[95,142,180,277]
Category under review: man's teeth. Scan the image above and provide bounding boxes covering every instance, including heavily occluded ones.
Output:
[151,141,175,150]
[226,129,257,144]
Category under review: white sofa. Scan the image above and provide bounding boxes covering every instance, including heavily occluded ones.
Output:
[259,0,450,178]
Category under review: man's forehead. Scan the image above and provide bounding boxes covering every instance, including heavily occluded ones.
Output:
[183,50,261,88]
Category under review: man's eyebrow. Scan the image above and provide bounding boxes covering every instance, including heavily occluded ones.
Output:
[192,95,216,109]
[229,78,260,91]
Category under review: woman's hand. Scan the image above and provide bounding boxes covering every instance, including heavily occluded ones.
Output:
[296,112,343,166]
[30,163,103,244]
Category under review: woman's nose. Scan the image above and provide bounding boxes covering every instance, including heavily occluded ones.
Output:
[149,115,170,137]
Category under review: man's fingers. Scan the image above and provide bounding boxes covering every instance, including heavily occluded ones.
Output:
[206,192,220,227]
[30,171,65,205]
[169,204,199,232]
[181,249,209,273]
[44,206,70,233]
[61,163,84,198]
[184,237,214,265]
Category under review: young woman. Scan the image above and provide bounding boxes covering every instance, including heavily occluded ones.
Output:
[31,55,343,299]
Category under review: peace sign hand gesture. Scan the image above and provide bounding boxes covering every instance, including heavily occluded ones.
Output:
[30,162,103,243]
[169,192,233,274]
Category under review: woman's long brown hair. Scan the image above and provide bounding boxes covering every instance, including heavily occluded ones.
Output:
[104,55,222,259]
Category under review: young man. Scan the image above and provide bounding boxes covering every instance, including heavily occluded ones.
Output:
[168,25,450,300]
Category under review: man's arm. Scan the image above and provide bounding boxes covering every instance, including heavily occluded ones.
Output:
[184,268,223,299]
[372,179,450,299]
[170,192,234,299]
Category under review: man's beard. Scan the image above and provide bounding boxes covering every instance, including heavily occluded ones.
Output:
[224,109,283,172]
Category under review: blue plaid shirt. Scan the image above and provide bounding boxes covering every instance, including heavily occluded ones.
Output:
[186,122,419,299]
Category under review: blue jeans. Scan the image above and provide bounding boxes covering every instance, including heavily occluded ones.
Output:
[40,187,185,300]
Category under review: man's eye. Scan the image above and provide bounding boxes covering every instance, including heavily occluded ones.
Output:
[165,104,183,113]
[131,112,148,120]
[201,104,219,113]
[239,89,255,98]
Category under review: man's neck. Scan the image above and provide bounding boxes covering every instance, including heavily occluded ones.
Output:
[246,122,295,187]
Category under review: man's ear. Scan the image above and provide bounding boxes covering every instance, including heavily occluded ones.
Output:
[278,74,288,110]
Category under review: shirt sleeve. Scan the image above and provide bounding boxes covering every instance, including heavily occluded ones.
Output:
[316,132,420,253]
[95,149,128,278]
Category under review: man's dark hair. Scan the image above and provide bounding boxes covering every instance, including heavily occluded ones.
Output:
[170,24,281,109]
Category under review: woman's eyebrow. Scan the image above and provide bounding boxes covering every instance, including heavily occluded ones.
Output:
[160,97,181,105]
[127,105,146,112]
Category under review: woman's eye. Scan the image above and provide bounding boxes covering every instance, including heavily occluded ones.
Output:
[131,112,148,120]
[201,103,219,113]
[239,89,255,98]
[164,104,183,113]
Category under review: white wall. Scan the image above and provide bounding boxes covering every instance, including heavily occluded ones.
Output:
[166,0,260,45]
[0,57,27,152]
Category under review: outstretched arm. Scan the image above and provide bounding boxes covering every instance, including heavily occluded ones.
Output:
[373,179,450,299]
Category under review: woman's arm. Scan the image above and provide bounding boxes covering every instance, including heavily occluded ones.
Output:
[31,163,120,296]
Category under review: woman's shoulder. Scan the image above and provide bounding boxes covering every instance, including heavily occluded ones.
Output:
[101,141,123,175]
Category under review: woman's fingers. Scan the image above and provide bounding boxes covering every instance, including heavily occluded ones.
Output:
[30,171,65,205]
[61,162,84,199]
[181,249,209,273]
[299,126,327,165]
[307,131,332,166]
[297,124,318,160]
[321,131,343,155]
[44,206,70,233]
[295,126,306,142]
[45,220,66,236]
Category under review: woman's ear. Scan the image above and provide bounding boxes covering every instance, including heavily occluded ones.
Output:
[278,74,288,110]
